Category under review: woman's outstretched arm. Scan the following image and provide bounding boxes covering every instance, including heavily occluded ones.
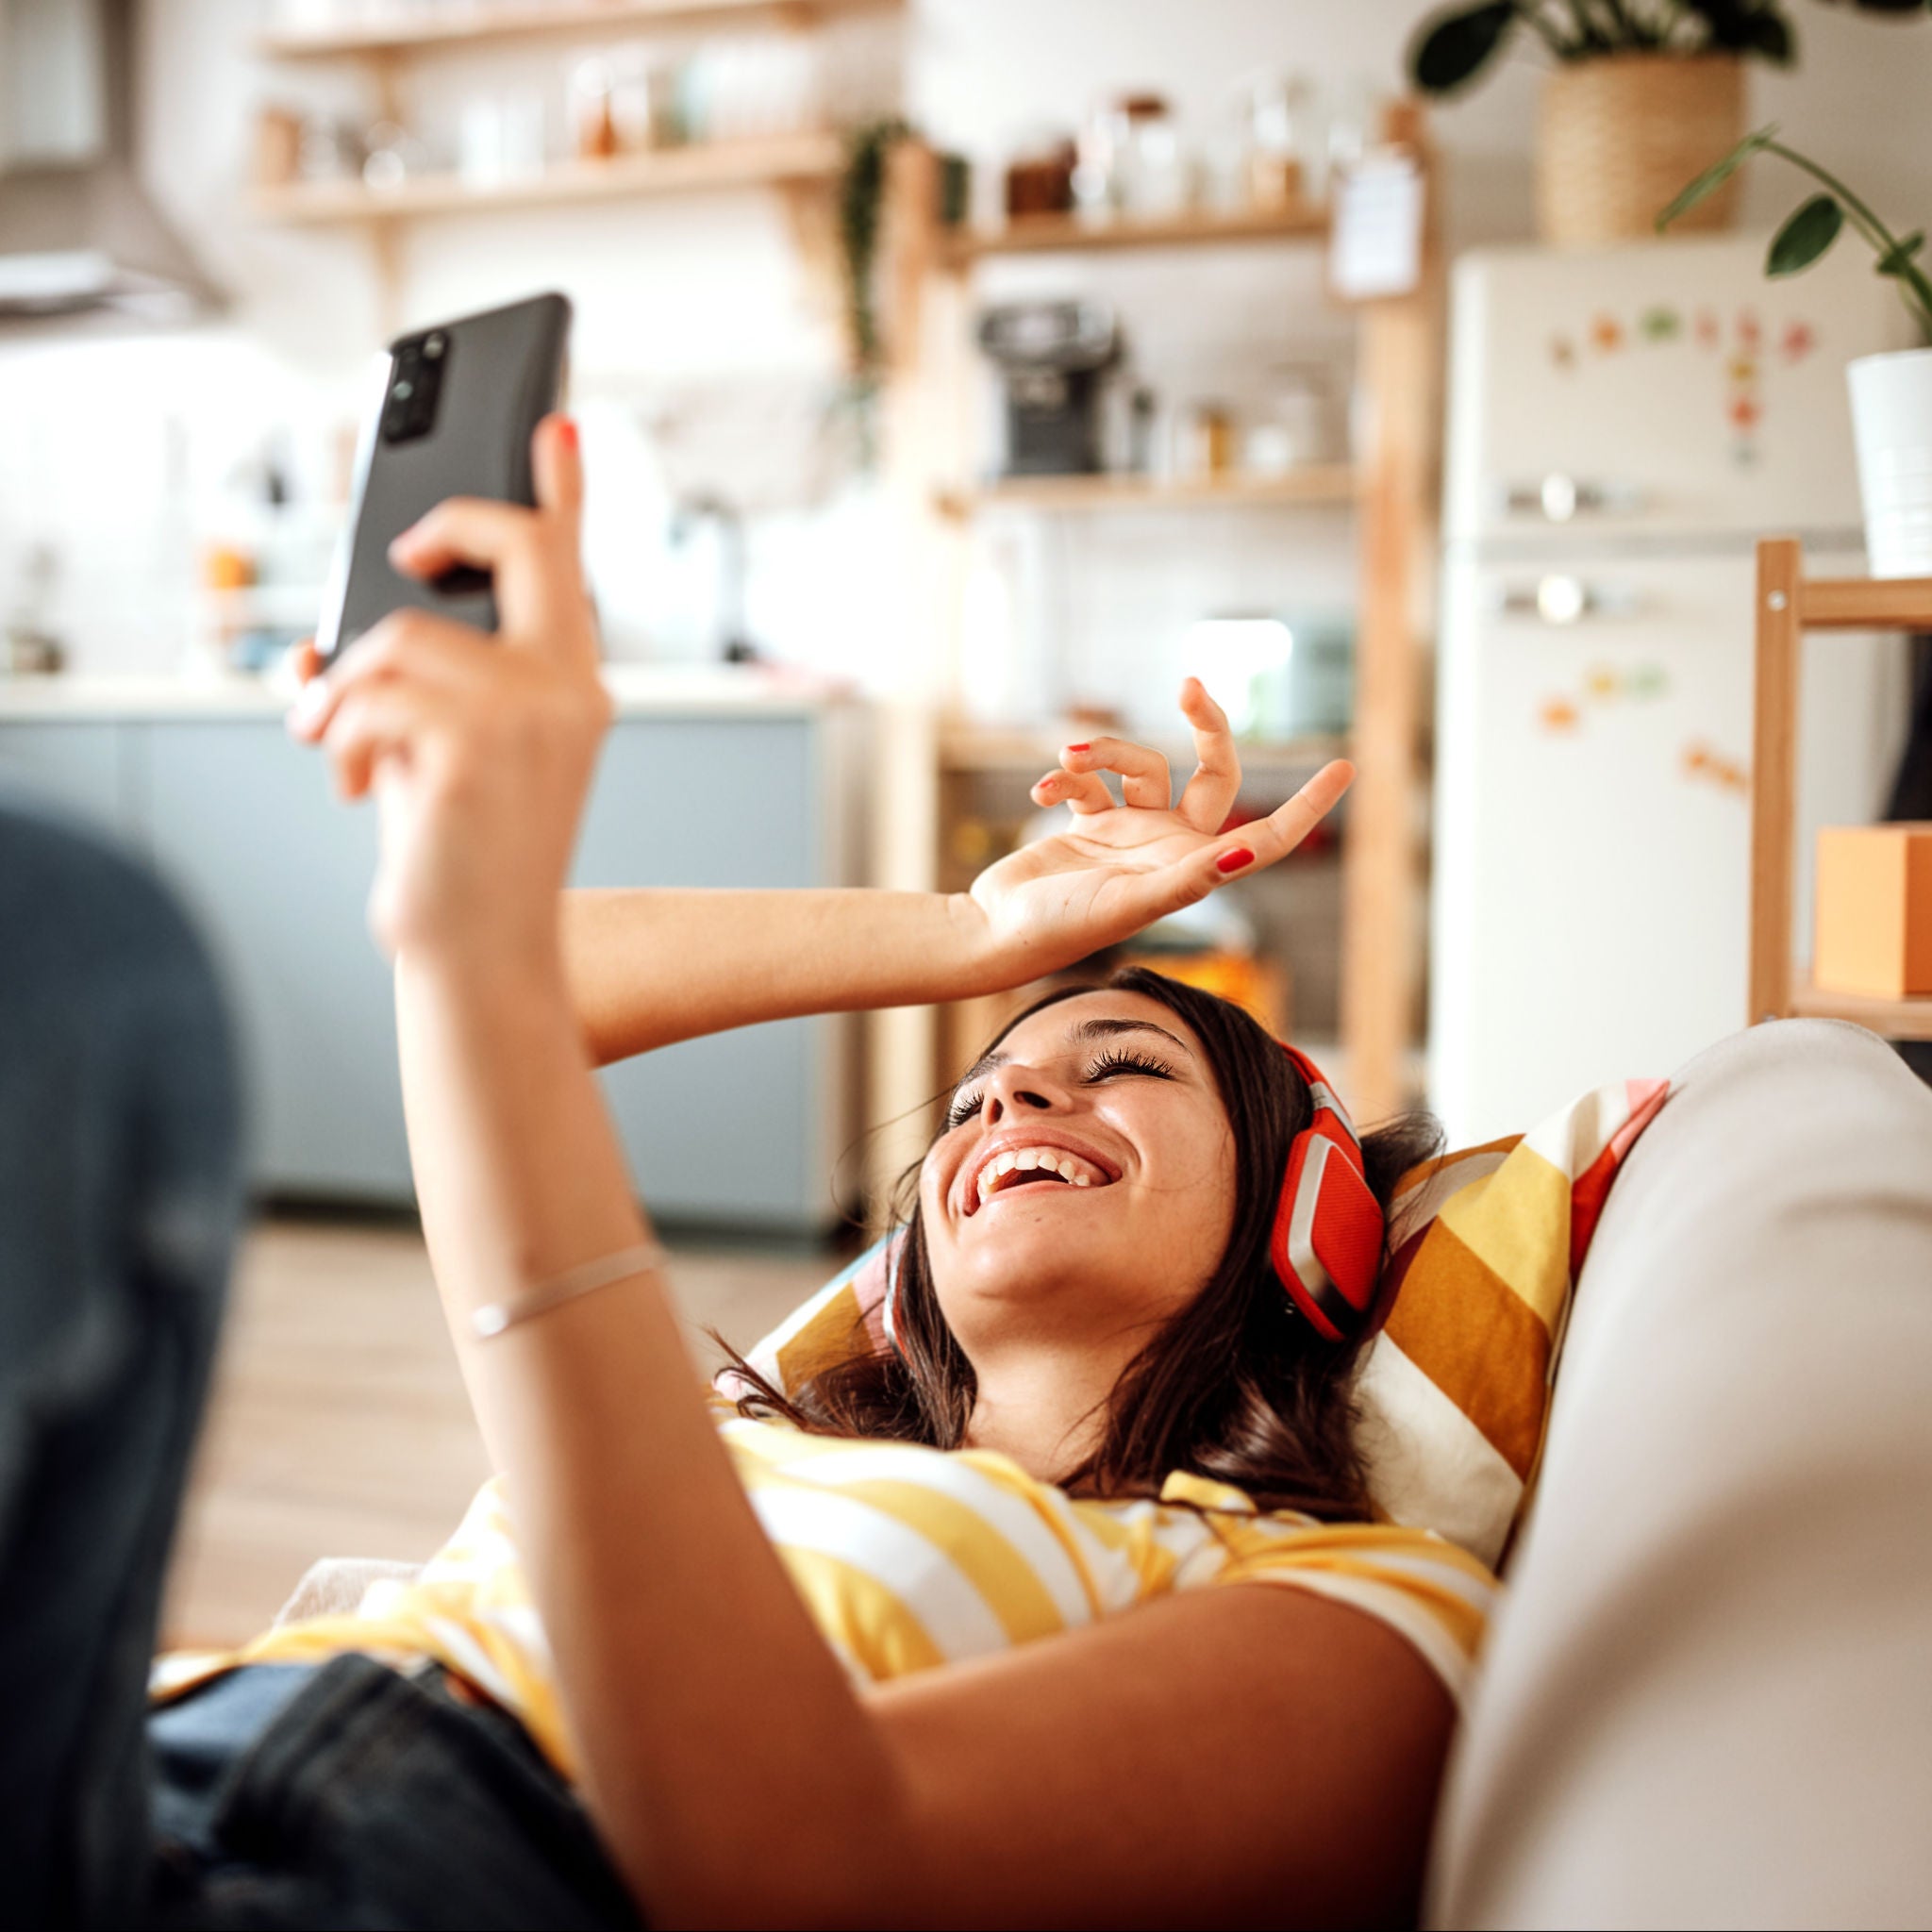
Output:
[288,421,1393,1928]
[559,886,999,1063]
[562,678,1353,1065]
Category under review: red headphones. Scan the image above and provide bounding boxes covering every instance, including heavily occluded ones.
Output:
[1271,1045,1386,1342]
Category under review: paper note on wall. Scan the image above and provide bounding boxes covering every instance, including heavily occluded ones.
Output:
[1329,155,1424,302]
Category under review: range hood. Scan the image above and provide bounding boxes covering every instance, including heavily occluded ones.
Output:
[0,0,222,322]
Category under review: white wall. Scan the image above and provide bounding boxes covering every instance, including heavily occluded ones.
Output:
[3,0,1931,696]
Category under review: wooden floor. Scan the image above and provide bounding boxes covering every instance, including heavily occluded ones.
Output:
[160,1214,841,1648]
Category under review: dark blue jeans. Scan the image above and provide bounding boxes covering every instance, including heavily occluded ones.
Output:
[0,796,639,1931]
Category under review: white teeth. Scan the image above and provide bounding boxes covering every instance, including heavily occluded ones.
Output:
[971,1144,1111,1209]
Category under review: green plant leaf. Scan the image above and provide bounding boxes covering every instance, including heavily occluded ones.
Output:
[1656,126,1777,231]
[1767,193,1844,275]
[1740,10,1795,59]
[1409,1,1520,93]
[1877,231,1927,275]
[1679,0,1787,54]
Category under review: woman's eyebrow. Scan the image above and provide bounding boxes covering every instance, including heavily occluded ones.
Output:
[1070,1017,1196,1057]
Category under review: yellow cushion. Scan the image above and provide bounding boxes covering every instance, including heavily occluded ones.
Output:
[726,1076,1671,1570]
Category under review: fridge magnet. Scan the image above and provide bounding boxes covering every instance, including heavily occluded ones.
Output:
[1625,662,1670,700]
[1550,332,1577,371]
[1640,306,1682,342]
[1540,696,1581,733]
[1782,320,1817,364]
[1585,665,1620,702]
[1590,313,1624,354]
[1682,741,1751,793]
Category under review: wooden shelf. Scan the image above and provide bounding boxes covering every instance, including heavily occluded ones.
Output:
[1787,977,1932,1041]
[249,130,841,224]
[941,202,1328,266]
[939,466,1358,518]
[1796,572,1932,630]
[861,131,1441,1207]
[257,0,897,59]
[940,724,1348,776]
[1751,541,1932,1039]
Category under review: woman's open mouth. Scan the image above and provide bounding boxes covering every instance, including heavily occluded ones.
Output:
[966,1142,1118,1215]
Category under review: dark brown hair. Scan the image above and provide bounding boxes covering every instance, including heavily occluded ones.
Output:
[723,966,1441,1519]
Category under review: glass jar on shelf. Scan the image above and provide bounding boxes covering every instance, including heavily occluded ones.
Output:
[1004,128,1076,219]
[569,55,620,160]
[1240,72,1317,210]
[1116,94,1190,217]
[1242,361,1341,475]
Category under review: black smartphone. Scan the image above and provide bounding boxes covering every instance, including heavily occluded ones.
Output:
[315,291,573,666]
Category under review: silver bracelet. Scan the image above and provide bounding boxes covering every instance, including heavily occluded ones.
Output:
[471,1240,668,1341]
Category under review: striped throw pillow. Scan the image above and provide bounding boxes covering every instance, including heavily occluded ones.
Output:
[726,1075,1671,1570]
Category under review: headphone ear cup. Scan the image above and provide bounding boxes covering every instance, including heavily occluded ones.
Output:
[1271,1135,1384,1341]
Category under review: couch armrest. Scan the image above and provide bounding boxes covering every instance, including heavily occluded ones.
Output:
[1428,1020,1932,1930]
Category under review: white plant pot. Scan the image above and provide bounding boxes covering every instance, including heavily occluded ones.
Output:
[1847,346,1932,578]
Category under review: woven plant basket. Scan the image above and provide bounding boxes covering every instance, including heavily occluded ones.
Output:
[1538,53,1745,246]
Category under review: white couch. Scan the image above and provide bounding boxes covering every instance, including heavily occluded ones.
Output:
[1427,1019,1932,1928]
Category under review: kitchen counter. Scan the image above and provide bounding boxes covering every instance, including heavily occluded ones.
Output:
[0,663,855,719]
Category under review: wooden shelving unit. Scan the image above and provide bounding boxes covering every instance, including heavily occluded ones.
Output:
[937,465,1359,519]
[248,2,890,325]
[1750,537,1932,1040]
[249,129,843,224]
[940,201,1329,266]
[865,133,1441,1197]
[940,724,1349,776]
[256,0,894,58]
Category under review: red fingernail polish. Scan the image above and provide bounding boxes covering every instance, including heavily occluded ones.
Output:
[1065,741,1091,753]
[1216,847,1254,874]
[558,418,579,452]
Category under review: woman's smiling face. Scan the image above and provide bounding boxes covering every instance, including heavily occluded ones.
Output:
[919,990,1240,1355]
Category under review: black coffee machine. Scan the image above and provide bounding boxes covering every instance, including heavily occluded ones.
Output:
[977,301,1122,476]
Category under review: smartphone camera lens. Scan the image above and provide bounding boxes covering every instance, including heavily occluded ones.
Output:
[379,334,448,445]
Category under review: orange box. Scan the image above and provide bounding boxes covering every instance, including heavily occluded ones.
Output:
[1813,824,1932,999]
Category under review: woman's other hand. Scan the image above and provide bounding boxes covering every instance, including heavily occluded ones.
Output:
[964,678,1353,983]
[286,415,608,975]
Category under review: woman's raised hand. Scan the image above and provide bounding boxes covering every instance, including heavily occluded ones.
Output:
[963,678,1353,981]
[286,415,608,975]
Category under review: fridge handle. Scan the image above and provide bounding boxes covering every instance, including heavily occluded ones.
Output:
[1493,575,1643,624]
[1496,474,1645,523]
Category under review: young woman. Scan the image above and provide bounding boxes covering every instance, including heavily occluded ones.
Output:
[3,416,1493,1931]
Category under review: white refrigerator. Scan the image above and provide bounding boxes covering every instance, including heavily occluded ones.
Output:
[1429,236,1914,1144]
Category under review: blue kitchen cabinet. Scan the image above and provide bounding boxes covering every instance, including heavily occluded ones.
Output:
[0,706,860,1231]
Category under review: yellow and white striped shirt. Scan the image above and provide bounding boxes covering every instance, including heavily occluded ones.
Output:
[165,1401,1497,1782]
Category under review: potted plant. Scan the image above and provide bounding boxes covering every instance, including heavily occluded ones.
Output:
[1407,1,1925,247]
[1662,127,1932,575]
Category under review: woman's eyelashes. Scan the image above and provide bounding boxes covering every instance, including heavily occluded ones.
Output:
[1084,1047,1176,1086]
[944,1050,1176,1129]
